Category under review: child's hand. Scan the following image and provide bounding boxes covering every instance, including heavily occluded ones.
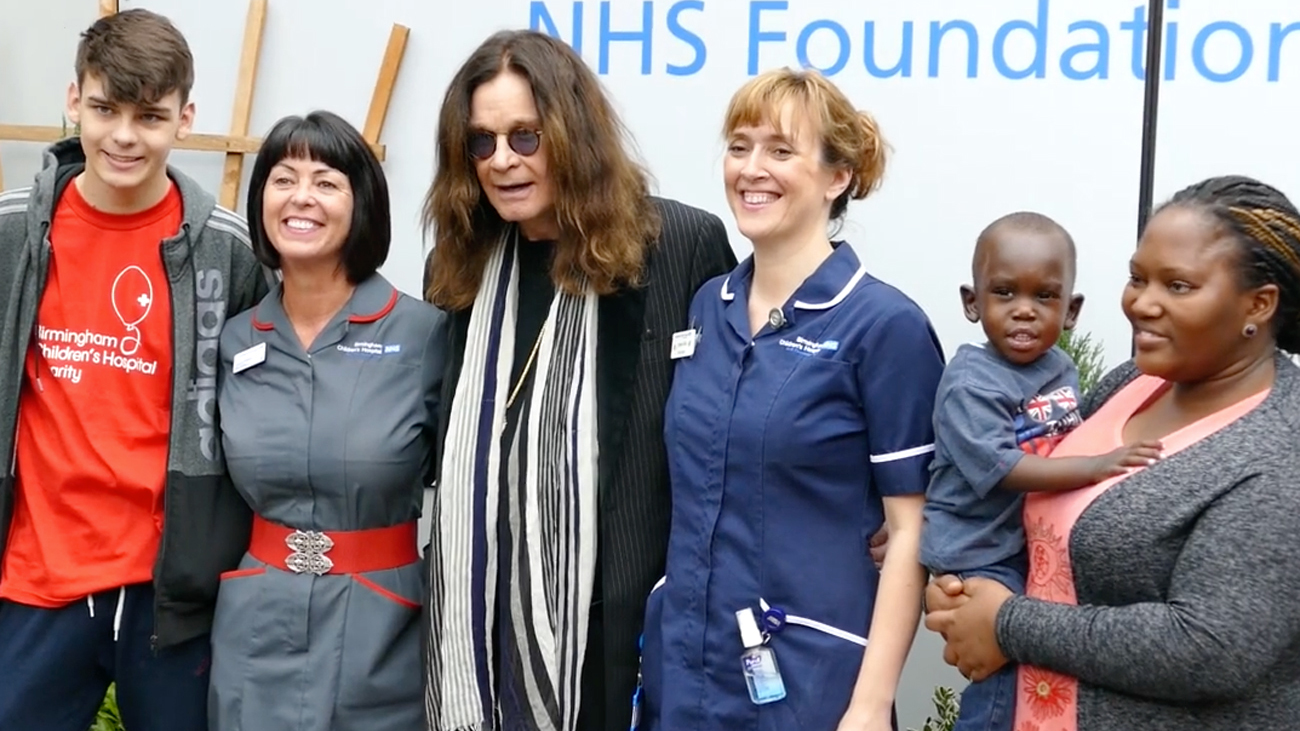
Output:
[1090,440,1163,480]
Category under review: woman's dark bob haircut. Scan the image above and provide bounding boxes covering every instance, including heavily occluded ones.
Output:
[247,110,391,283]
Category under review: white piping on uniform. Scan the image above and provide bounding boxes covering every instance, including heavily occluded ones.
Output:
[758,598,868,647]
[869,443,936,464]
[720,265,868,311]
[786,615,868,647]
[794,265,867,310]
[650,576,666,593]
[87,594,95,617]
[112,586,126,642]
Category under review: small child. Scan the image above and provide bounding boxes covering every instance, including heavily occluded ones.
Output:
[920,212,1161,731]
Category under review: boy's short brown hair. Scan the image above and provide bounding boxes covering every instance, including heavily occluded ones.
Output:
[75,9,195,106]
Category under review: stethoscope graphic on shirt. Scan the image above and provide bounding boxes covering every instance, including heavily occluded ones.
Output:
[110,265,154,356]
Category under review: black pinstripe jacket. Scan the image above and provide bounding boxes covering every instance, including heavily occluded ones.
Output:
[429,196,736,731]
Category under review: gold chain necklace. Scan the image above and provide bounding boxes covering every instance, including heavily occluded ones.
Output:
[506,322,547,410]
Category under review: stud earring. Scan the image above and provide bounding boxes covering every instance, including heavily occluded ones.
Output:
[1243,323,1259,338]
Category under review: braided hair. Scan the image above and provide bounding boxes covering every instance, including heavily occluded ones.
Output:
[1156,175,1300,353]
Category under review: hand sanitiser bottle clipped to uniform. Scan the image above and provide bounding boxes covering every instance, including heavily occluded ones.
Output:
[736,607,786,705]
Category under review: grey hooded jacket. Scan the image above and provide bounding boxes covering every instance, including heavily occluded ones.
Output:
[0,138,271,649]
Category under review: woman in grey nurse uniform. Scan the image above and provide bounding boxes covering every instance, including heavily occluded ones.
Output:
[209,111,443,731]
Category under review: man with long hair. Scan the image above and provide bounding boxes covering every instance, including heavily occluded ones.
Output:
[422,29,736,731]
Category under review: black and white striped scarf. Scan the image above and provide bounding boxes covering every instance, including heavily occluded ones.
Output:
[427,230,599,731]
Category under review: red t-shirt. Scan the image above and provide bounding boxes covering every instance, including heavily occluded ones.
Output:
[1,179,179,607]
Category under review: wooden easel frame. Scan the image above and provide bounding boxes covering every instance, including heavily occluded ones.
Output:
[0,0,408,210]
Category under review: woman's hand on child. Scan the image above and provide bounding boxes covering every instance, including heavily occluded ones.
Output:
[1090,440,1163,480]
[926,577,1014,682]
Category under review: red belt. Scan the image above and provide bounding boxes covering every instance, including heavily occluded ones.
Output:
[249,516,419,575]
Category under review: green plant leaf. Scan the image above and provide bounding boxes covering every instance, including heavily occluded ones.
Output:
[89,683,125,731]
[1056,329,1108,395]
[908,685,961,731]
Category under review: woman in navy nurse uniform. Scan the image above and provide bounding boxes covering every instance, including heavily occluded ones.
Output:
[639,68,945,731]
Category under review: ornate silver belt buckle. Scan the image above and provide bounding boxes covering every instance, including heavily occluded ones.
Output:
[284,530,335,575]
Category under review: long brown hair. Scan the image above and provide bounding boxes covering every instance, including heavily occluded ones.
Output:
[423,31,661,309]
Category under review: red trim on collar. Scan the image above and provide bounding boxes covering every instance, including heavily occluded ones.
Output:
[251,313,275,331]
[348,287,398,324]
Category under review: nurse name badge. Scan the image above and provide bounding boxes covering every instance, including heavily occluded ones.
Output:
[233,342,267,373]
[670,328,699,360]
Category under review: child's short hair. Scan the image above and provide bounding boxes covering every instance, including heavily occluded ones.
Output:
[974,211,1078,280]
[75,9,195,106]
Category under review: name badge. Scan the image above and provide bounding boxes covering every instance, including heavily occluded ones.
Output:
[233,342,267,373]
[670,328,699,360]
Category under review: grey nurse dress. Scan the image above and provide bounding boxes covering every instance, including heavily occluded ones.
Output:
[209,274,443,731]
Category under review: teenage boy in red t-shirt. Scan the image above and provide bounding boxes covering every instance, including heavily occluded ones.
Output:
[0,10,270,730]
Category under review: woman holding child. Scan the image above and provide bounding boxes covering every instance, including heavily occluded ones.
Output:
[927,175,1300,728]
[919,211,1160,731]
[637,68,945,730]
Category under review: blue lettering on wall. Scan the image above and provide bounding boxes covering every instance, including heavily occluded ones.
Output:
[1193,21,1253,82]
[797,20,851,76]
[1119,6,1147,80]
[526,0,1299,83]
[1060,21,1109,80]
[863,21,913,78]
[1165,18,1179,78]
[600,1,653,74]
[993,0,1048,79]
[930,20,978,78]
[531,1,584,56]
[666,1,707,75]
[1270,22,1300,82]
[748,0,787,75]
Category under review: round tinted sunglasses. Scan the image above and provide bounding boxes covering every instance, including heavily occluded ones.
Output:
[467,128,543,160]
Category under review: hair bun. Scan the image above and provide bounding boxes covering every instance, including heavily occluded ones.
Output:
[849,110,887,201]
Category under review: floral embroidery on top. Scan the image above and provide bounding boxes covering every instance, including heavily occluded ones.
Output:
[1012,377,1269,731]
[1015,720,1073,731]
[1025,516,1073,600]
[1021,666,1075,721]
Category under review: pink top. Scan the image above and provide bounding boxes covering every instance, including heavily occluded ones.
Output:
[1012,375,1269,731]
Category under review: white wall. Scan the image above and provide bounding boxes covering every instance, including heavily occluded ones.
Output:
[7,0,1300,726]
[8,0,1297,367]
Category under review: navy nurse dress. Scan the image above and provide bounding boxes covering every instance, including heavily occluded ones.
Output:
[640,242,945,730]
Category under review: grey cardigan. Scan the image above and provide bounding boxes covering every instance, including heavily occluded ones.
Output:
[996,352,1300,729]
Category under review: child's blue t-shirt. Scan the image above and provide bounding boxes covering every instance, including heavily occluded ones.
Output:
[920,342,1081,574]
